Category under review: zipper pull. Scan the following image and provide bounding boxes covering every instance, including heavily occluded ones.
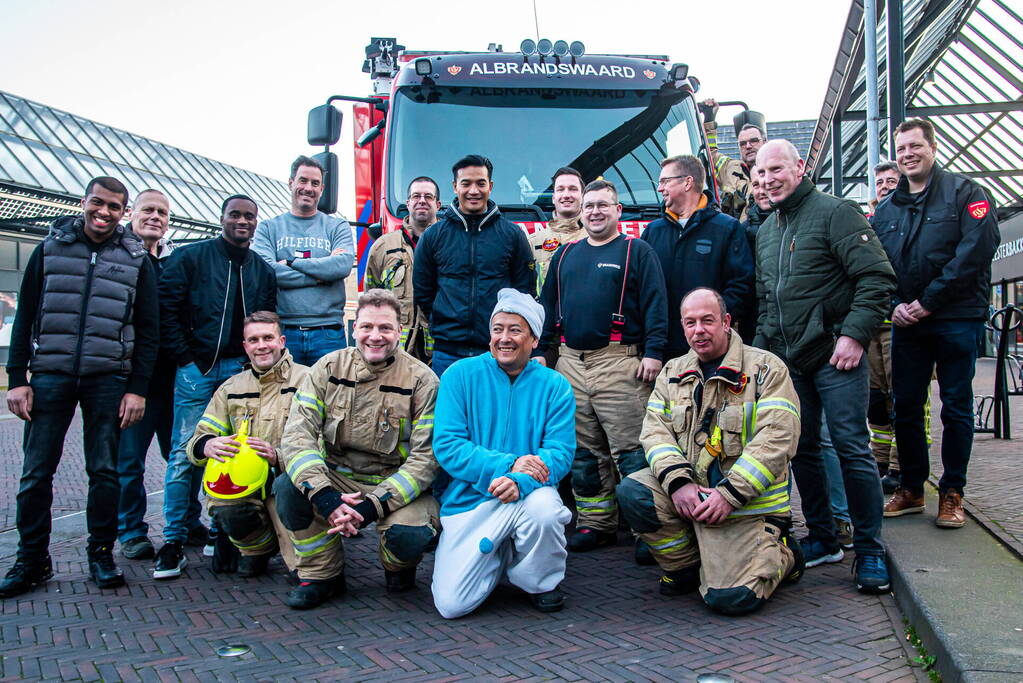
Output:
[789,237,795,253]
[90,251,98,264]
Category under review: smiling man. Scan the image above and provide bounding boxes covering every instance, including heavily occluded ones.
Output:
[117,189,178,561]
[640,154,755,361]
[276,289,440,609]
[154,194,277,580]
[365,176,441,362]
[753,139,896,594]
[618,288,803,614]
[2,177,158,598]
[537,179,667,561]
[184,311,308,579]
[527,166,587,294]
[873,119,999,529]
[413,154,536,377]
[253,156,355,366]
[431,288,575,618]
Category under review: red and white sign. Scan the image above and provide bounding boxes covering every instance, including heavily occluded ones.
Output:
[968,200,989,220]
[516,220,648,239]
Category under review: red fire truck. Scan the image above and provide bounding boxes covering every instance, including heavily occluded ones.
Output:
[306,37,709,286]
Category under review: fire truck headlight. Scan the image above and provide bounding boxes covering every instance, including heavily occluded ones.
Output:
[553,40,569,57]
[569,41,585,57]
[537,38,553,56]
[670,63,689,81]
[520,38,537,56]
[415,58,432,76]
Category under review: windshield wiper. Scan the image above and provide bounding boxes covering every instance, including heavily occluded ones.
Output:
[497,204,547,221]
[621,204,663,220]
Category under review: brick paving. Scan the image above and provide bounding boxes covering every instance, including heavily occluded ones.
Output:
[0,414,922,682]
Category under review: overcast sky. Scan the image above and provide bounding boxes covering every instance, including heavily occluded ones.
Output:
[2,0,850,212]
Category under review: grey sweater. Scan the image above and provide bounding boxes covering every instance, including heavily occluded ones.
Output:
[252,211,355,327]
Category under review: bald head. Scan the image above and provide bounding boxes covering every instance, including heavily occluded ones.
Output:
[755,140,806,205]
[681,288,731,361]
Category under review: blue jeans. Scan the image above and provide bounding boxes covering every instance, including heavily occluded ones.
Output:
[432,347,488,377]
[117,374,174,543]
[821,416,851,522]
[790,355,884,556]
[161,357,244,544]
[892,319,981,495]
[283,325,346,367]
[16,372,126,560]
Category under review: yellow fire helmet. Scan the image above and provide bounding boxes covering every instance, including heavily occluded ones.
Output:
[203,418,269,500]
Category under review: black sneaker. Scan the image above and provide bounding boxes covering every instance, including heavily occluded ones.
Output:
[633,538,656,566]
[385,567,417,593]
[880,472,901,495]
[853,554,891,594]
[530,588,565,613]
[659,565,701,596]
[799,537,844,568]
[0,556,54,599]
[237,553,272,578]
[184,525,209,548]
[121,536,155,560]
[88,547,126,589]
[567,527,616,552]
[153,541,187,580]
[286,574,347,610]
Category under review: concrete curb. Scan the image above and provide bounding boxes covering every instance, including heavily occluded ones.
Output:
[884,485,1023,683]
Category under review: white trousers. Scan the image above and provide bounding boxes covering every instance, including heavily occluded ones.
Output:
[432,486,572,619]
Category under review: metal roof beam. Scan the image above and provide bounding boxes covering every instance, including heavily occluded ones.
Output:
[843,100,1023,118]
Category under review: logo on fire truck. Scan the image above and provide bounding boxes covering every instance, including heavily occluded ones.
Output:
[447,65,462,75]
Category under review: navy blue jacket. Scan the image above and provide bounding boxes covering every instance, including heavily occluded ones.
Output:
[641,196,755,359]
[871,165,999,320]
[413,201,536,353]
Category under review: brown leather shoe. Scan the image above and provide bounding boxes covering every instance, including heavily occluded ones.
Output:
[935,490,966,528]
[883,488,925,517]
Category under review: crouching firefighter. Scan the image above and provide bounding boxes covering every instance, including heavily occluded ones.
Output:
[276,289,440,610]
[537,180,668,563]
[186,311,308,578]
[617,289,804,615]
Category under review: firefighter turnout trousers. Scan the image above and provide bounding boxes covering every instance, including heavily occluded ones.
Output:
[556,344,651,532]
[274,469,439,580]
[868,325,898,472]
[618,468,795,615]
[207,492,297,569]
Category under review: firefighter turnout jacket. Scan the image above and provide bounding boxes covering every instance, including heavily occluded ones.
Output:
[526,214,586,294]
[186,349,309,561]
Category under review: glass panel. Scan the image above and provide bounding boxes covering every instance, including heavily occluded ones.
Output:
[0,136,37,185]
[18,242,36,269]
[0,239,17,270]
[50,111,92,155]
[0,95,16,135]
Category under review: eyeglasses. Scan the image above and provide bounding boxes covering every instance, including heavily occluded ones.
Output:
[583,202,616,212]
[656,175,690,188]
[408,193,437,202]
[738,137,763,148]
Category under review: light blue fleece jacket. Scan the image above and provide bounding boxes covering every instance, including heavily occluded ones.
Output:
[252,211,355,327]
[433,353,576,516]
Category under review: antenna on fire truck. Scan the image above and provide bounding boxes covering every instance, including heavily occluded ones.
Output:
[532,0,541,41]
[362,37,405,96]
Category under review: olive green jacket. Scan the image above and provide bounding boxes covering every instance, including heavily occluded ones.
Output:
[753,179,895,373]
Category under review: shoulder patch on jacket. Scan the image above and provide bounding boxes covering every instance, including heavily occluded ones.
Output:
[968,200,989,220]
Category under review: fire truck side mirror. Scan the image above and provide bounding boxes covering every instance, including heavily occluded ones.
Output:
[312,151,339,215]
[308,105,342,146]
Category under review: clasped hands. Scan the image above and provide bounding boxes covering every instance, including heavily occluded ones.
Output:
[671,482,735,526]
[489,455,550,505]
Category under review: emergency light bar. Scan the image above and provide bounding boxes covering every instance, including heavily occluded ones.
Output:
[520,38,585,57]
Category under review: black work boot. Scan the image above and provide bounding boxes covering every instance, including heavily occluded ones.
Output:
[88,546,126,589]
[385,567,417,593]
[567,527,616,552]
[530,587,565,613]
[659,565,701,596]
[0,556,54,599]
[782,530,805,584]
[633,538,656,566]
[237,552,273,578]
[286,573,347,610]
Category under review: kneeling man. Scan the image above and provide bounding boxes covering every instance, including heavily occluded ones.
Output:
[617,288,804,615]
[276,289,440,609]
[432,289,575,618]
[185,311,307,578]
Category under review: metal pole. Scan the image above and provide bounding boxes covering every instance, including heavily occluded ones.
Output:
[832,118,844,197]
[887,0,906,152]
[865,0,881,200]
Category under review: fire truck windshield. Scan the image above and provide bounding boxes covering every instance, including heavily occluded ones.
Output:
[387,86,700,219]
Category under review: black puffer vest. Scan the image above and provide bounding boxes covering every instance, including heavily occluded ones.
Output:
[32,217,146,376]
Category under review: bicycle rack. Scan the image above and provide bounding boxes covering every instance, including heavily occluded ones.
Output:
[974,394,995,432]
[987,304,1023,439]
